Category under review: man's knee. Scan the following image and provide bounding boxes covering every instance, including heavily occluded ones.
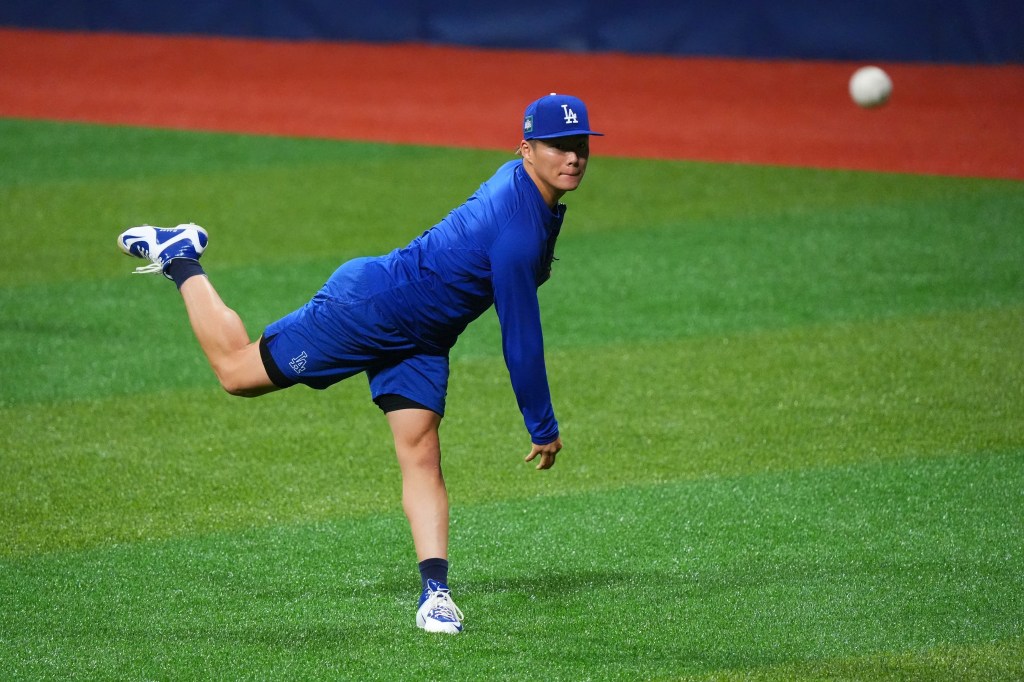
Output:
[220,379,264,398]
[214,348,278,397]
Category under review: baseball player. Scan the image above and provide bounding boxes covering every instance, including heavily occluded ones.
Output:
[117,93,602,634]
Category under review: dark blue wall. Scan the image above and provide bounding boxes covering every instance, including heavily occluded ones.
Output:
[2,0,1021,63]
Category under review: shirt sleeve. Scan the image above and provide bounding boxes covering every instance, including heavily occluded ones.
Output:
[490,224,559,444]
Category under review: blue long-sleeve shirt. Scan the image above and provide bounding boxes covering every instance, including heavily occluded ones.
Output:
[362,159,564,444]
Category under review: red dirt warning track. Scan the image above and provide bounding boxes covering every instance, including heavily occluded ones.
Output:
[1,29,1022,179]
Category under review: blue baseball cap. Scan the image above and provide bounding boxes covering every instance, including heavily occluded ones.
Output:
[523,93,603,140]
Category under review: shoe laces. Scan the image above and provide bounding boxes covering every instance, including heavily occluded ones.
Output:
[425,589,464,623]
[132,261,165,275]
[123,240,162,274]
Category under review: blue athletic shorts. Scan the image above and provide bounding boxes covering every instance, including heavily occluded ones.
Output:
[260,258,450,415]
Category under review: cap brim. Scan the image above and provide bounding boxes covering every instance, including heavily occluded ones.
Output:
[528,130,604,139]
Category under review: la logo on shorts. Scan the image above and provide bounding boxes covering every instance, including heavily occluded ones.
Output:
[289,351,308,374]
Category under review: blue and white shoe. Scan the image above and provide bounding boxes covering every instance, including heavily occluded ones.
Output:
[416,579,464,634]
[117,223,208,279]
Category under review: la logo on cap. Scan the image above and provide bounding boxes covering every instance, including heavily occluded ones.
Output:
[561,104,578,125]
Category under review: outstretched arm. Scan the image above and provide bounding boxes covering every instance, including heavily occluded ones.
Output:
[491,228,560,449]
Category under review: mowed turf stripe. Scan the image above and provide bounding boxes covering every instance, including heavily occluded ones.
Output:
[3,247,1021,404]
[3,307,1020,556]
[1,452,1020,680]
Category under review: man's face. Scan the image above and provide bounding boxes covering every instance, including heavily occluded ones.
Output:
[521,135,591,204]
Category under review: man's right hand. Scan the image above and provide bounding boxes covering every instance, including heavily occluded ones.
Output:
[525,437,563,470]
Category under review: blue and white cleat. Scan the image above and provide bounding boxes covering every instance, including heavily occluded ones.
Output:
[416,579,464,634]
[117,223,208,278]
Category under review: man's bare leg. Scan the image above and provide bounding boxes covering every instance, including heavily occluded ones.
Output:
[118,224,278,398]
[386,408,448,561]
[178,275,278,397]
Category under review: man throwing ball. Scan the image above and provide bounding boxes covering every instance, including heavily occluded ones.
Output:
[117,93,602,634]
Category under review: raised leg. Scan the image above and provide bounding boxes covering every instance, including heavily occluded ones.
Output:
[178,275,278,397]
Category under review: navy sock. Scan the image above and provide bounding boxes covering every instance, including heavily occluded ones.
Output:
[166,259,206,289]
[418,558,449,590]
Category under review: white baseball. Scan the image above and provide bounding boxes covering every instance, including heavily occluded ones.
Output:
[849,66,893,108]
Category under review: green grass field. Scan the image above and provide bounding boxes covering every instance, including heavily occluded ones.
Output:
[1,118,1022,680]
